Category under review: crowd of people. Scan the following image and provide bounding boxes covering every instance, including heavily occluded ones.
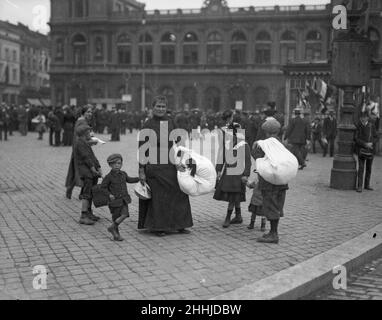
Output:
[1,97,379,244]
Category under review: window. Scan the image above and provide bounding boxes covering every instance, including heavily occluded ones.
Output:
[160,87,175,109]
[117,34,131,65]
[368,28,380,59]
[56,39,64,61]
[231,31,247,65]
[12,50,17,62]
[94,37,103,60]
[72,0,88,17]
[5,48,9,61]
[280,30,296,64]
[207,32,223,65]
[161,33,176,65]
[72,34,87,65]
[183,32,198,65]
[139,33,153,65]
[255,31,272,64]
[12,69,17,83]
[305,31,322,61]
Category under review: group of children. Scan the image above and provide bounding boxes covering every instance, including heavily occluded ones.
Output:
[214,110,287,244]
[73,113,287,245]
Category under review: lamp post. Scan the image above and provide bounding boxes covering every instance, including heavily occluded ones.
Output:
[329,1,371,190]
[141,14,146,112]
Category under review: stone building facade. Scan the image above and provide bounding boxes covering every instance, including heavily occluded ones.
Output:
[49,0,381,113]
[0,21,51,105]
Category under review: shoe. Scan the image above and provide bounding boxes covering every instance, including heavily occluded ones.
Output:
[79,213,96,225]
[155,231,166,237]
[356,187,362,193]
[65,191,72,200]
[107,224,120,241]
[222,212,232,228]
[365,186,374,191]
[257,232,279,244]
[178,229,191,234]
[230,214,243,225]
[88,211,100,221]
[115,226,124,241]
[299,164,307,170]
[247,221,255,230]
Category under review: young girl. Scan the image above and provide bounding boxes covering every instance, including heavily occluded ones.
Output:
[214,117,251,228]
[101,154,139,241]
[247,172,266,231]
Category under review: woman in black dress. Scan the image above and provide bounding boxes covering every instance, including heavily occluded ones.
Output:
[138,96,193,237]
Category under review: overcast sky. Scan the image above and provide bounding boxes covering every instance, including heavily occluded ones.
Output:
[0,0,329,34]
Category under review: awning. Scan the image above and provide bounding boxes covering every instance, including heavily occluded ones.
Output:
[27,98,43,106]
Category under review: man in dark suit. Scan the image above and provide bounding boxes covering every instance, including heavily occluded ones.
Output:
[285,108,310,170]
[322,110,337,157]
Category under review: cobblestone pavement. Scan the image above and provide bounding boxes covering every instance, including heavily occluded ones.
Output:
[0,132,382,300]
[305,257,382,300]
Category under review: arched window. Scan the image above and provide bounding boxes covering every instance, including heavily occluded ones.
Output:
[55,38,64,61]
[139,33,153,65]
[93,80,105,99]
[72,34,87,65]
[280,30,296,64]
[182,87,198,109]
[305,30,322,61]
[369,28,380,59]
[117,34,131,65]
[183,32,198,65]
[207,31,223,65]
[253,87,270,107]
[231,31,247,64]
[161,32,176,65]
[204,87,221,112]
[228,85,245,109]
[94,37,103,60]
[255,31,272,64]
[160,86,175,109]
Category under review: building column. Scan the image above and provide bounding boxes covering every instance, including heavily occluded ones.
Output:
[271,26,280,65]
[285,77,291,127]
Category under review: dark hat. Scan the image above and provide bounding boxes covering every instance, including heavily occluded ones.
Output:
[294,108,302,115]
[262,118,281,135]
[107,153,123,164]
[76,124,91,136]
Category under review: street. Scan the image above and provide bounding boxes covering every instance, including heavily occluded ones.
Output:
[1,132,382,300]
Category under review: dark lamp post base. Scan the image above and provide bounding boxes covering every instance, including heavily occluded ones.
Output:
[330,155,357,190]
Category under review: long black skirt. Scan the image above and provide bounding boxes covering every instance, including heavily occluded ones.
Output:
[138,164,193,232]
[65,152,83,189]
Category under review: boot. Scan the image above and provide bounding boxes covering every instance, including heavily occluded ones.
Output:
[247,220,255,230]
[79,212,95,225]
[107,223,120,241]
[260,218,266,232]
[115,225,124,242]
[88,209,100,221]
[230,208,243,224]
[257,232,279,244]
[223,210,233,228]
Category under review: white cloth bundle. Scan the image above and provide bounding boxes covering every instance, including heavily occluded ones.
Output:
[174,145,217,196]
[256,137,298,185]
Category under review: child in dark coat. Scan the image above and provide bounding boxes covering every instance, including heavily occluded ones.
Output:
[74,124,102,225]
[214,120,252,228]
[251,119,289,244]
[101,154,139,241]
